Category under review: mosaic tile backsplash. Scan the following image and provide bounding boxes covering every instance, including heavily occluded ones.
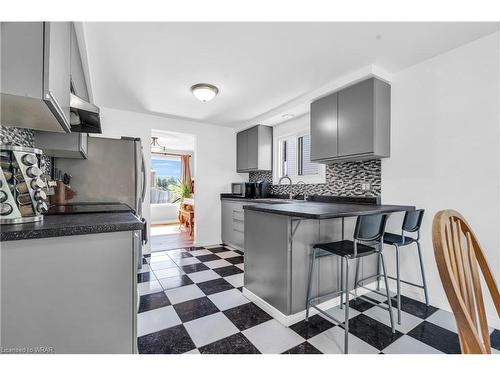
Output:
[249,159,381,197]
[0,125,34,147]
[0,125,52,174]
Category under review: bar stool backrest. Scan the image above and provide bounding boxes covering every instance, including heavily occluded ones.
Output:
[402,209,425,233]
[354,213,388,243]
[432,209,500,354]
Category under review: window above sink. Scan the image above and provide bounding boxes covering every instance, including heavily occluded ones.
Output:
[273,116,326,185]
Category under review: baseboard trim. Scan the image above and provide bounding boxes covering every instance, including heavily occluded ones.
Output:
[242,281,378,327]
[151,220,179,225]
[221,241,243,251]
[385,278,500,330]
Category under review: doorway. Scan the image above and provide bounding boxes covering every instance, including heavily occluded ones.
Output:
[149,130,196,252]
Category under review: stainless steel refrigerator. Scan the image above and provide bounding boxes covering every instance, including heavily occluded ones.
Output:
[54,136,147,262]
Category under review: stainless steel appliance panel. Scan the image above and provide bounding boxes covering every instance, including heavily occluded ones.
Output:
[54,137,141,211]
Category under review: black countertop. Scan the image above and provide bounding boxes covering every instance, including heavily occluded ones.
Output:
[0,211,144,242]
[244,201,414,219]
[220,194,381,205]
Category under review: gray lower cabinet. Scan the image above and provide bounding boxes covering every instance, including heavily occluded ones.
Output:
[221,200,257,250]
[0,231,137,353]
[34,130,88,159]
[1,22,72,133]
[310,77,390,163]
[236,125,272,172]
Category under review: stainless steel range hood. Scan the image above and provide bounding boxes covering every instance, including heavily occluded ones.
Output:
[70,93,102,133]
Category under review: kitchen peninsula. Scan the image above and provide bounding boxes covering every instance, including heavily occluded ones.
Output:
[242,199,414,326]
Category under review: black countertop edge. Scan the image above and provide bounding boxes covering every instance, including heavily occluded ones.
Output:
[244,202,415,220]
[0,211,144,242]
[220,193,380,205]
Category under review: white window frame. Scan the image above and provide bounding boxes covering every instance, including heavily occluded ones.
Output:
[150,153,182,205]
[273,129,326,185]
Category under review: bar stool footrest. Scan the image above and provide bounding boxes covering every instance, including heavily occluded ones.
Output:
[351,294,391,311]
[308,304,346,329]
[308,289,344,306]
[355,273,390,298]
[386,275,426,289]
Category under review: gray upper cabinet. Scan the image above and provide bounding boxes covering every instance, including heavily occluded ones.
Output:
[34,130,88,159]
[236,125,272,172]
[44,23,72,131]
[246,126,259,170]
[310,92,338,161]
[310,77,390,163]
[70,23,89,101]
[1,22,72,133]
[237,131,248,171]
[338,79,375,157]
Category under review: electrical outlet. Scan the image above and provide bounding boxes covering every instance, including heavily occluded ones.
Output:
[361,182,372,192]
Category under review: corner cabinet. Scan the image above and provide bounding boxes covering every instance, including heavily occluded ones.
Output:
[236,125,272,172]
[1,22,72,133]
[310,77,390,163]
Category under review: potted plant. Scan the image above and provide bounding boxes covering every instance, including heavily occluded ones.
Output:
[168,179,191,202]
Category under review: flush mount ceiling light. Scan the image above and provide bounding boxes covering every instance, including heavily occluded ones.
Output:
[191,83,219,102]
[282,114,295,120]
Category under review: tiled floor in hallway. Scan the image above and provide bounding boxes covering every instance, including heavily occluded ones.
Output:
[137,244,500,354]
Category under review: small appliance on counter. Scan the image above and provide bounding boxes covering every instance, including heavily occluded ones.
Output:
[231,182,255,197]
[231,180,270,198]
[0,144,52,224]
[254,180,270,198]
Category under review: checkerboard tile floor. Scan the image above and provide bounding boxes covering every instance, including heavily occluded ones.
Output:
[137,244,500,354]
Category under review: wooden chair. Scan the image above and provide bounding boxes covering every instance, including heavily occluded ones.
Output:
[178,202,194,237]
[432,210,500,353]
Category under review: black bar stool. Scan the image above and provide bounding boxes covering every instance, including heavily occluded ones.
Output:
[382,209,428,324]
[305,213,395,354]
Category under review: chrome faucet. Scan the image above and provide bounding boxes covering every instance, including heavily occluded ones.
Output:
[296,180,308,200]
[278,176,293,199]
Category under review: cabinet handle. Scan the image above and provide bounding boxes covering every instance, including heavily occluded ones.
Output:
[43,90,71,133]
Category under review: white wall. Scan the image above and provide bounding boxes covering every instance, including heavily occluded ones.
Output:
[271,113,326,184]
[151,203,179,224]
[97,107,244,251]
[383,31,500,328]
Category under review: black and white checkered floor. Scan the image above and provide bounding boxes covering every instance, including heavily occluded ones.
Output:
[137,244,500,354]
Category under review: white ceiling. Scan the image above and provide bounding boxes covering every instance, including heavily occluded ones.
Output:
[83,22,499,127]
[151,130,195,151]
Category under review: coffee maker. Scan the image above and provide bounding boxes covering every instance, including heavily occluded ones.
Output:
[254,180,270,198]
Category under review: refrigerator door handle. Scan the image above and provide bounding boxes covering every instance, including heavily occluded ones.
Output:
[141,218,148,245]
[141,152,147,203]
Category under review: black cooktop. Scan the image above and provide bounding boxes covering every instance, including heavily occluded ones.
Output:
[46,202,134,215]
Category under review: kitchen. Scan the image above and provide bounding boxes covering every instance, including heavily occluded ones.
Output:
[1,15,500,362]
